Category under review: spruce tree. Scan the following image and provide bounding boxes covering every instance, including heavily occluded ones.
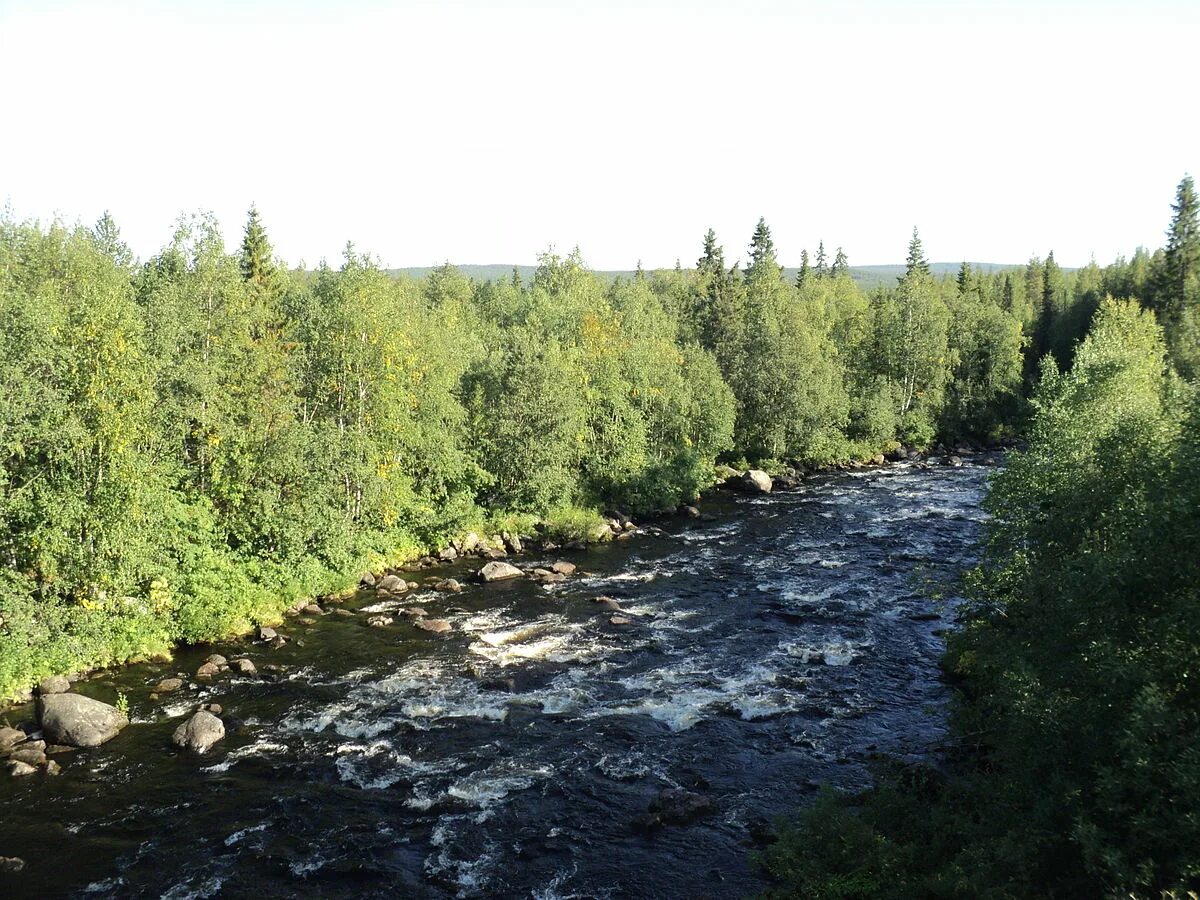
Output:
[795,249,810,288]
[747,217,777,274]
[240,203,278,290]
[831,247,849,279]
[814,240,828,278]
[956,261,973,294]
[1157,174,1199,316]
[904,227,931,279]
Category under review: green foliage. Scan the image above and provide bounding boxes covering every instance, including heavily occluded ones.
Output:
[9,182,1194,703]
[760,299,1200,898]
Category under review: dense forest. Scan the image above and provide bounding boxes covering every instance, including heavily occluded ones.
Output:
[1,177,1198,897]
[760,180,1200,897]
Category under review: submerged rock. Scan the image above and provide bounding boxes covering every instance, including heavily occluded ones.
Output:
[635,788,715,829]
[154,677,184,694]
[414,618,452,634]
[434,578,463,593]
[479,561,522,582]
[38,693,128,748]
[172,710,225,754]
[231,658,257,675]
[366,615,394,628]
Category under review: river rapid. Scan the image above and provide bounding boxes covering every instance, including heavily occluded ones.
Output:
[0,455,999,899]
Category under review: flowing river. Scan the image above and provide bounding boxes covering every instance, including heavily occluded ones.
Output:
[0,455,998,898]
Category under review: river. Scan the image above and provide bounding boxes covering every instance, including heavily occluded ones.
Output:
[0,455,998,898]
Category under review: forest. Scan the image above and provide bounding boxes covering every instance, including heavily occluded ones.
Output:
[1,175,1198,895]
[759,179,1200,897]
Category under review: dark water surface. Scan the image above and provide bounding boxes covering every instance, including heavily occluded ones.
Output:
[0,457,998,899]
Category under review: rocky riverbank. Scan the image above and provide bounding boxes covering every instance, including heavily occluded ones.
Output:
[1,444,999,790]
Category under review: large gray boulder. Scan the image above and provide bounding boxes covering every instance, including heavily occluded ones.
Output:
[172,710,225,754]
[39,693,128,748]
[737,469,773,494]
[478,561,522,582]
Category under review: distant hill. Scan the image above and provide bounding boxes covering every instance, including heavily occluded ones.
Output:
[386,262,1020,291]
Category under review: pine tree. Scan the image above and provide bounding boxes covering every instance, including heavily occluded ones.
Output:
[795,249,810,288]
[904,227,931,279]
[814,240,828,278]
[1002,273,1015,313]
[831,247,849,279]
[240,203,278,290]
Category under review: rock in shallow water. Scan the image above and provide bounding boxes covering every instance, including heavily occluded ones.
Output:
[38,693,128,748]
[172,711,225,754]
[154,677,184,694]
[479,561,522,582]
[0,726,25,753]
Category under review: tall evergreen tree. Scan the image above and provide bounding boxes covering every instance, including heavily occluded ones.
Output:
[747,217,778,275]
[796,249,810,288]
[956,261,973,294]
[1157,174,1199,314]
[904,227,931,279]
[814,240,828,278]
[831,247,849,279]
[240,203,278,290]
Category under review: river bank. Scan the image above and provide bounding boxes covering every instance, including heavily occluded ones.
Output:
[0,451,998,896]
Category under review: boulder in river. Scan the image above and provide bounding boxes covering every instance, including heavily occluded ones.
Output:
[196,661,221,678]
[479,561,522,582]
[231,658,257,675]
[434,578,463,593]
[945,455,964,467]
[736,469,773,494]
[172,710,225,754]
[0,726,26,754]
[635,788,715,829]
[550,561,576,576]
[154,677,184,694]
[414,618,452,634]
[38,675,71,695]
[257,625,277,642]
[376,574,406,594]
[8,742,46,768]
[0,856,25,873]
[38,693,128,748]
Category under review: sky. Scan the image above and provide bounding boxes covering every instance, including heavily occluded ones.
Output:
[1,0,1197,270]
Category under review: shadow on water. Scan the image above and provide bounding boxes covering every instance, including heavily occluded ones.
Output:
[0,456,1000,899]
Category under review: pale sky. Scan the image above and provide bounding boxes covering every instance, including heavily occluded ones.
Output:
[1,0,1197,269]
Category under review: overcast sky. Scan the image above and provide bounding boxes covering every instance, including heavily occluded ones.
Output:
[1,0,1197,269]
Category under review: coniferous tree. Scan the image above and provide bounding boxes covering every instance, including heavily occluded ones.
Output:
[1155,175,1200,376]
[956,261,973,294]
[904,227,931,279]
[796,249,810,288]
[814,240,828,278]
[240,203,278,291]
[831,247,849,279]
[91,211,134,267]
[1157,175,1199,314]
[747,217,778,277]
